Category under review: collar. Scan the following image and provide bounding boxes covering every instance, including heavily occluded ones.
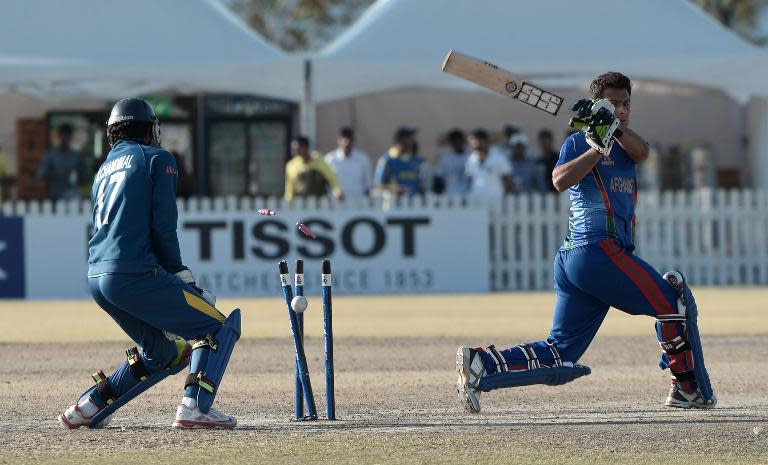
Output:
[388,146,413,160]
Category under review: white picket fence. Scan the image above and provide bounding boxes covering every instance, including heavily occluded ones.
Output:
[491,189,768,290]
[4,189,768,291]
[636,190,768,286]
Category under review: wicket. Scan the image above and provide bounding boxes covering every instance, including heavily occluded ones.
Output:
[278,259,336,421]
[279,260,317,420]
[294,259,305,419]
[321,259,335,420]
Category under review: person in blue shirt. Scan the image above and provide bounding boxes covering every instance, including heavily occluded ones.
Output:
[374,126,425,197]
[456,72,715,413]
[58,98,240,429]
[35,123,86,201]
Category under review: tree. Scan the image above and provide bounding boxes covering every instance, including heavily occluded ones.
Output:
[222,0,373,52]
[224,1,768,50]
[691,0,768,44]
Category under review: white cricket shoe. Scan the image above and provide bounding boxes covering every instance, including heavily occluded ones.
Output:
[456,346,485,414]
[665,382,717,409]
[57,403,111,429]
[172,397,237,429]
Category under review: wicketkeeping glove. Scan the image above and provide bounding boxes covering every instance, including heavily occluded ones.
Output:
[175,269,217,307]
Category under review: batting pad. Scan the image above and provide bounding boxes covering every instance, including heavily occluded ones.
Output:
[478,365,591,392]
[680,281,714,402]
[661,271,714,402]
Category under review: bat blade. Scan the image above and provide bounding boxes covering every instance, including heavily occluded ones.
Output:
[441,50,564,116]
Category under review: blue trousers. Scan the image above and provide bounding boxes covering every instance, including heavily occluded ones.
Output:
[480,240,683,376]
[87,267,226,405]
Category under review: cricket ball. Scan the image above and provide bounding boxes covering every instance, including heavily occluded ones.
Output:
[291,295,308,313]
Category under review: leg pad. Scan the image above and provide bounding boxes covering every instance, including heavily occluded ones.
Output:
[126,347,151,382]
[88,356,190,427]
[478,364,591,392]
[662,271,715,402]
[186,309,241,413]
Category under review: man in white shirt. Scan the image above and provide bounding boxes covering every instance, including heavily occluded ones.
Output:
[434,129,470,197]
[325,127,372,198]
[465,129,514,200]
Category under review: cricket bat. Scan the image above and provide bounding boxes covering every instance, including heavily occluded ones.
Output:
[441,50,564,116]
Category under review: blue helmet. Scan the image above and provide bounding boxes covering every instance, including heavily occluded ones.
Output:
[106,98,161,147]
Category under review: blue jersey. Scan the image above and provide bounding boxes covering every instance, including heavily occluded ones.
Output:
[557,132,637,250]
[374,148,423,196]
[88,140,184,276]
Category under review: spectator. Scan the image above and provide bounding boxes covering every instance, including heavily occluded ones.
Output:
[35,123,86,201]
[325,127,372,198]
[433,129,470,196]
[374,126,424,197]
[502,121,521,143]
[537,129,560,193]
[508,133,542,193]
[494,120,522,157]
[465,129,514,200]
[284,136,342,201]
[0,145,14,203]
[171,152,197,199]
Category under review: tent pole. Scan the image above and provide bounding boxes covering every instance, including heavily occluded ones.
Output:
[300,58,316,144]
[746,97,768,189]
[196,94,209,195]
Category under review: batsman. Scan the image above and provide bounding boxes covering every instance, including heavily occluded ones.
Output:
[58,98,241,429]
[456,72,716,412]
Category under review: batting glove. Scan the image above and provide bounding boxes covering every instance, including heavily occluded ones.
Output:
[568,117,589,132]
[571,98,595,120]
[585,107,619,155]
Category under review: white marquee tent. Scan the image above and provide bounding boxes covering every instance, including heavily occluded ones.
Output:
[315,0,767,101]
[313,0,768,187]
[0,0,302,101]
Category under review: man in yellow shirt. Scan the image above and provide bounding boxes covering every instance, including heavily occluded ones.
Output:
[0,145,15,203]
[284,136,342,201]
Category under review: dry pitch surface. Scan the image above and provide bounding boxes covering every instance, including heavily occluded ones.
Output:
[1,289,767,464]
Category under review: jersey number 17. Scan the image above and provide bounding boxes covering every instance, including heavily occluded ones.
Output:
[94,171,125,230]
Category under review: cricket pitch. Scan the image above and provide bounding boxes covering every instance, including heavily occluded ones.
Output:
[1,289,766,464]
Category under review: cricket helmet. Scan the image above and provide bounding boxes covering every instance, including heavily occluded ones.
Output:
[106,98,161,147]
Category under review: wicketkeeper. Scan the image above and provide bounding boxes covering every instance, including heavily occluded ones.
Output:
[58,98,241,429]
[456,72,715,412]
